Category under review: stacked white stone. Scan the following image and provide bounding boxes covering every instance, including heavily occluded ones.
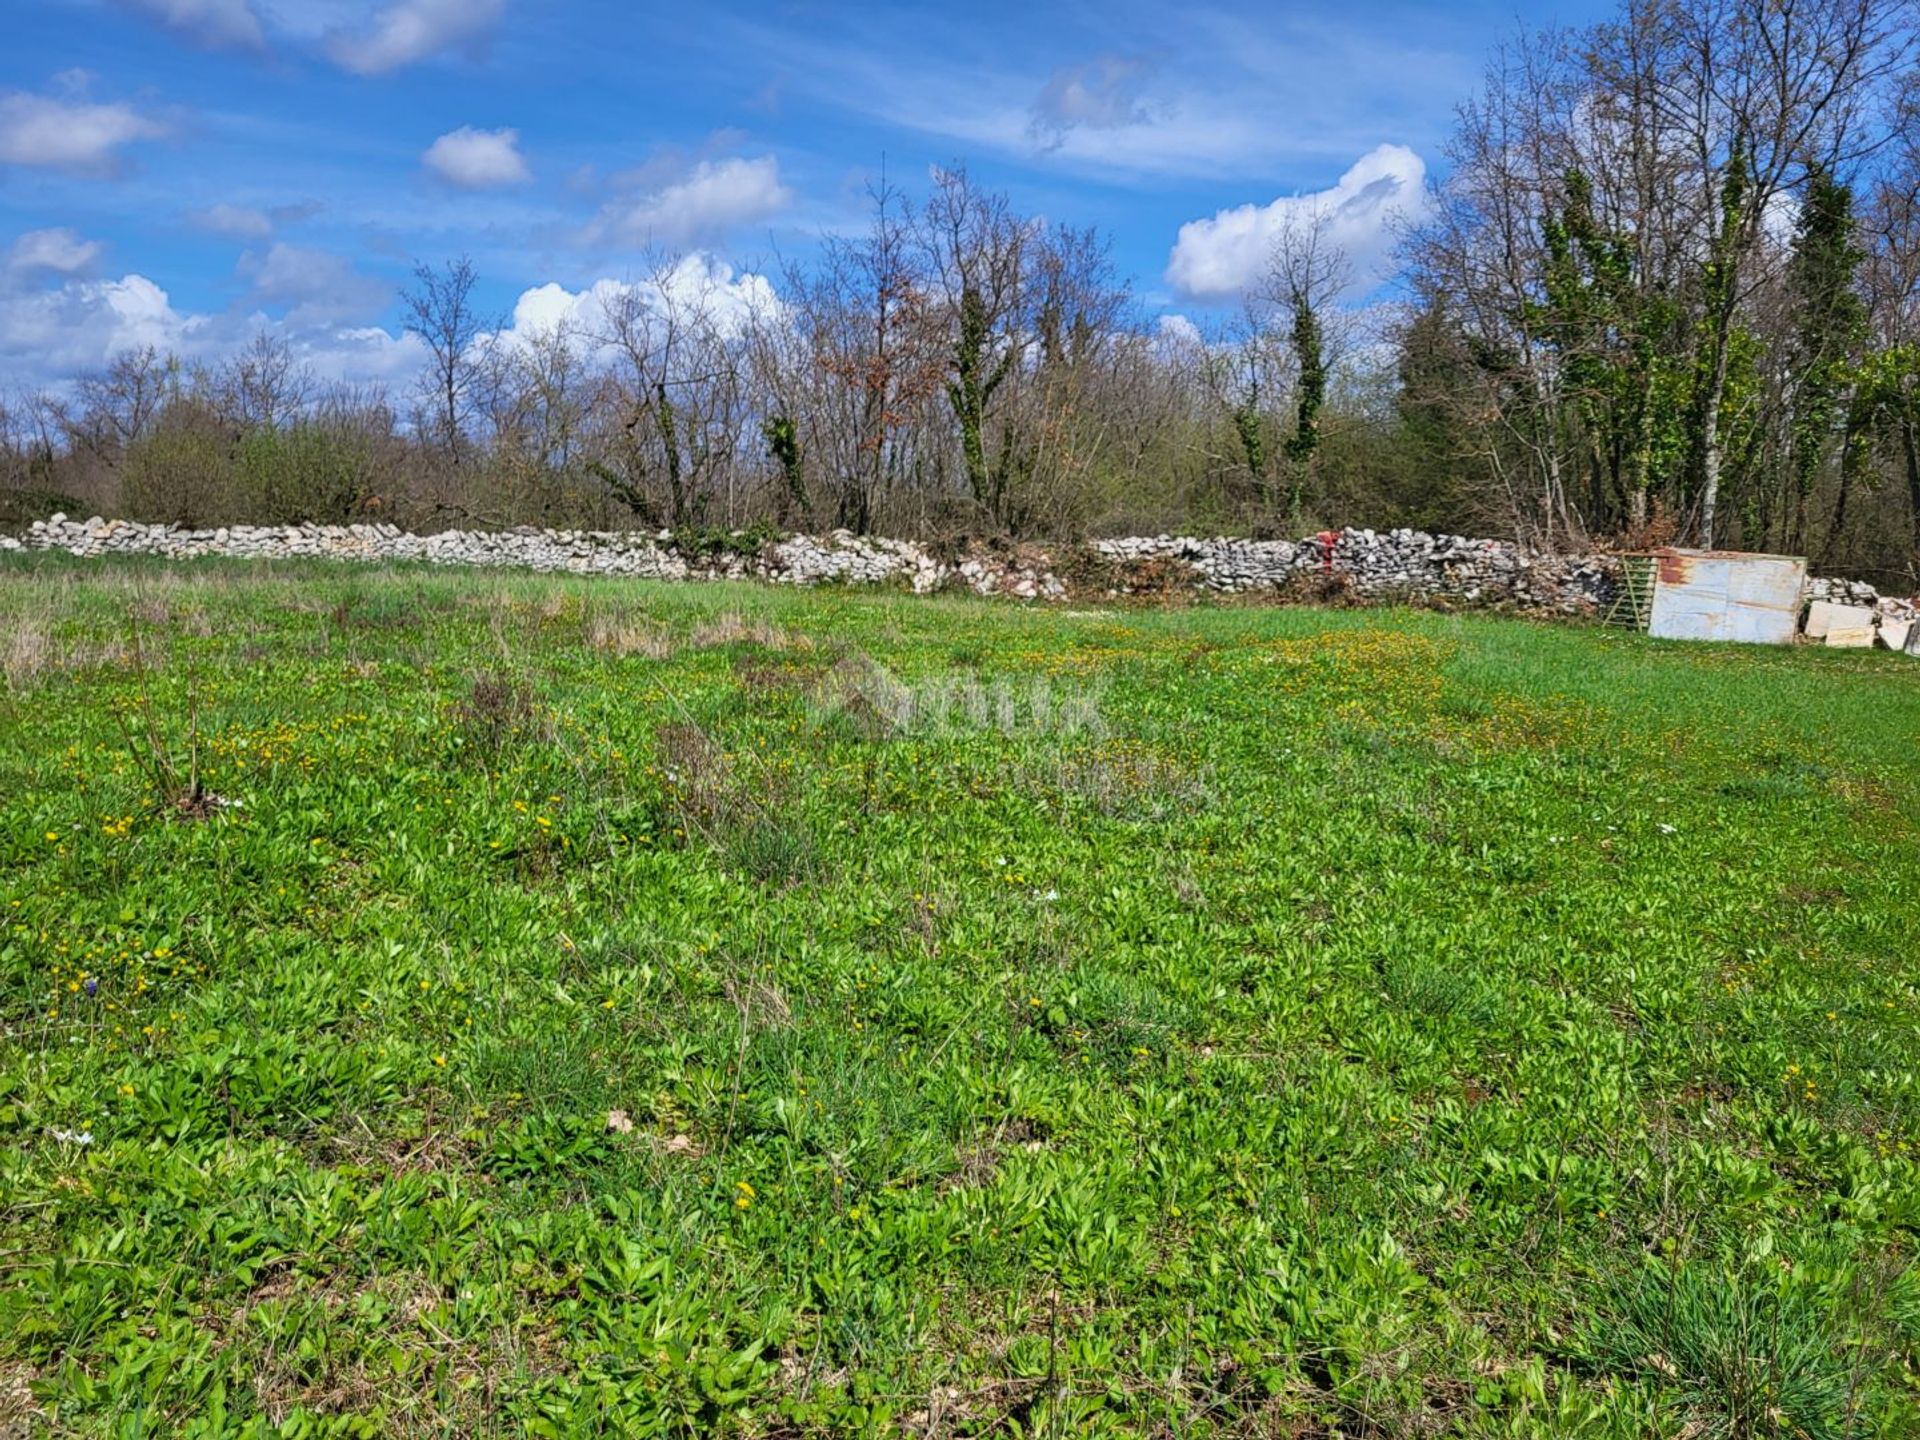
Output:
[6,516,1905,638]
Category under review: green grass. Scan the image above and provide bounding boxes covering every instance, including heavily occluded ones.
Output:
[2,555,1918,1437]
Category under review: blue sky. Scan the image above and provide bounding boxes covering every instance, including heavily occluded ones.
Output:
[0,0,1608,390]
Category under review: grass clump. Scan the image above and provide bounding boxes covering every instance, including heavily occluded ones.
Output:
[1586,1263,1863,1439]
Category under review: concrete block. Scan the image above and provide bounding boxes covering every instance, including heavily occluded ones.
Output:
[1805,600,1873,642]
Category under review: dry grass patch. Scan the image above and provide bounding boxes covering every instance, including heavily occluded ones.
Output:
[690,610,808,651]
[0,1361,42,1439]
[452,672,550,758]
[2,606,138,691]
[585,609,674,658]
[236,1272,555,1435]
[1,611,52,691]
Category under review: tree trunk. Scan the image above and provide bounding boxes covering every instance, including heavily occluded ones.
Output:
[1696,332,1730,548]
[1904,414,1920,555]
[1823,456,1854,566]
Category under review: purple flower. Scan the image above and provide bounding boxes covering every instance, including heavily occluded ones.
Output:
[84,978,97,997]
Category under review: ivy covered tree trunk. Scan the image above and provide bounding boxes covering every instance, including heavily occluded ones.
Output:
[1231,398,1269,510]
[762,415,811,528]
[948,285,991,510]
[1283,293,1326,526]
[1689,143,1750,548]
[1905,409,1920,554]
[944,283,1020,524]
[1783,166,1866,559]
[655,381,689,529]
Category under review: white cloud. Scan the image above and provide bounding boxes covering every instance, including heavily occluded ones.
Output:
[1029,54,1156,148]
[187,201,324,239]
[0,275,212,376]
[0,250,789,395]
[324,0,505,74]
[238,243,390,326]
[288,324,428,385]
[488,254,780,352]
[737,8,1477,186]
[189,203,274,239]
[1165,142,1428,302]
[1154,312,1204,352]
[0,88,167,176]
[584,156,792,248]
[7,229,105,279]
[117,0,267,51]
[1762,190,1801,250]
[773,43,1277,183]
[0,268,427,390]
[422,126,531,188]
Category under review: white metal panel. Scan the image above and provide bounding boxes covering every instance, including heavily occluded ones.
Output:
[1647,551,1804,645]
[1648,556,1728,641]
[1723,557,1805,645]
[1724,558,1791,603]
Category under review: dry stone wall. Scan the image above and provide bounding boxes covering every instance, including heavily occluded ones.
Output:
[1086,529,1617,612]
[2,516,1070,599]
[4,514,1912,640]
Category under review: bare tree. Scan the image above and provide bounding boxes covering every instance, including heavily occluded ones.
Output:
[919,165,1040,526]
[1012,221,1131,532]
[472,320,597,521]
[0,390,60,497]
[1405,33,1587,545]
[403,257,490,465]
[1196,305,1290,516]
[776,177,943,533]
[216,332,314,431]
[595,256,753,528]
[61,348,177,464]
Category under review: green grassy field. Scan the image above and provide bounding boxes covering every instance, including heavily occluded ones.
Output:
[2,557,1918,1438]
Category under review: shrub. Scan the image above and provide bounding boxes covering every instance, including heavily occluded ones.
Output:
[120,406,239,527]
[670,521,779,560]
[237,422,372,523]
